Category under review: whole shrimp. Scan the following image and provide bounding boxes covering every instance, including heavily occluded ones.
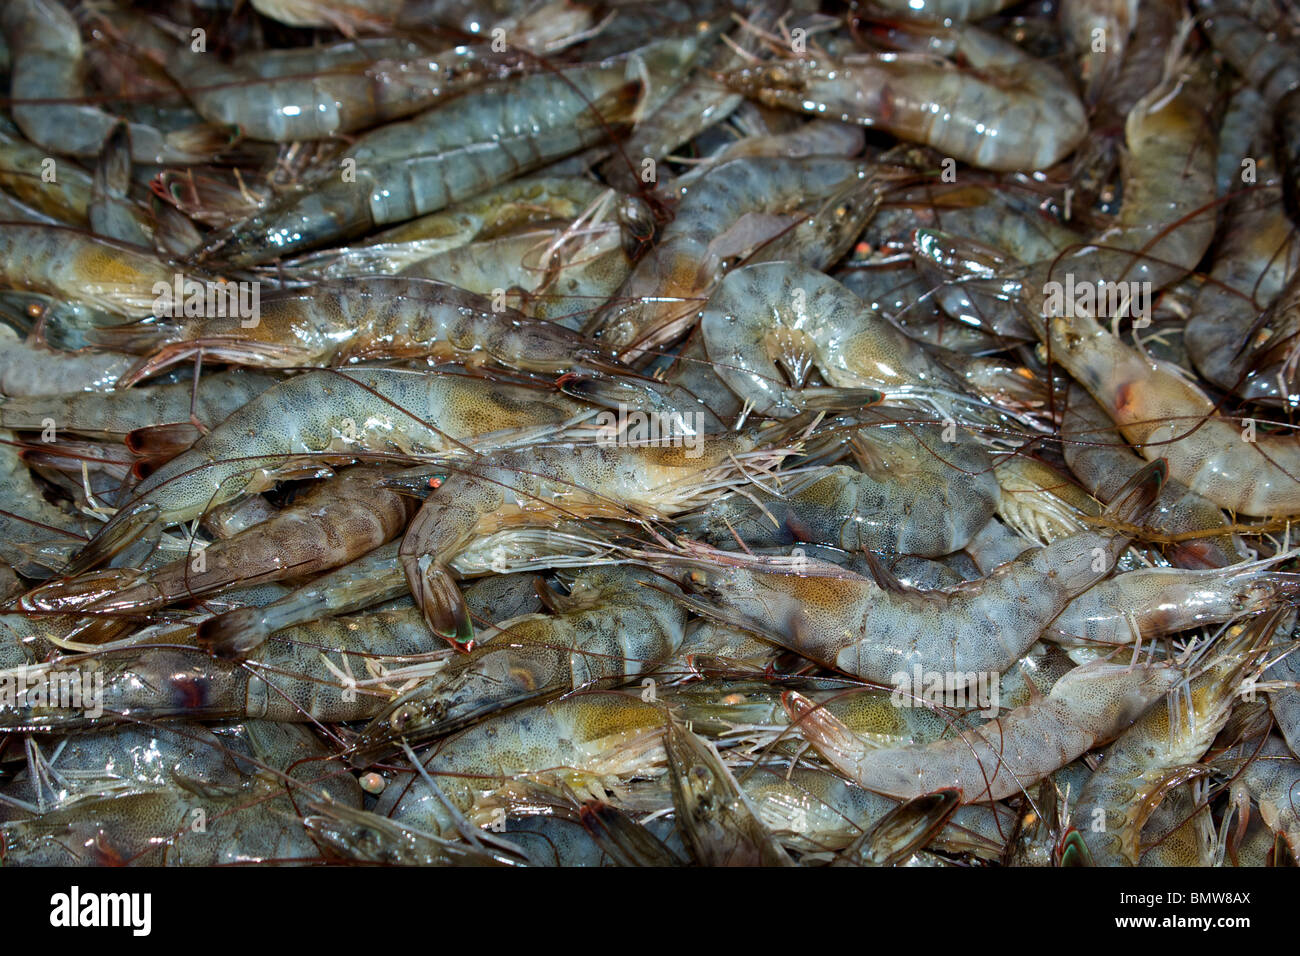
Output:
[679,408,1001,557]
[101,277,625,385]
[388,418,808,647]
[1,0,233,164]
[659,460,1163,687]
[169,37,526,143]
[358,691,669,834]
[21,465,414,616]
[64,369,592,574]
[585,157,886,361]
[0,608,451,731]
[785,656,1180,803]
[196,523,613,657]
[700,261,1037,419]
[198,61,644,266]
[723,20,1086,171]
[350,566,687,763]
[276,176,617,282]
[1071,610,1280,865]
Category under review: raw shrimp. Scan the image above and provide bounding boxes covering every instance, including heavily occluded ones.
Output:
[586,157,886,360]
[723,21,1086,171]
[1029,289,1300,515]
[0,326,136,397]
[1218,735,1300,857]
[659,461,1162,686]
[1185,174,1300,405]
[663,718,795,866]
[170,38,524,143]
[0,369,279,445]
[700,261,1033,418]
[786,656,1180,802]
[276,177,616,282]
[104,277,625,384]
[358,691,668,834]
[0,721,360,865]
[0,128,94,225]
[89,124,152,248]
[351,566,686,762]
[0,430,89,578]
[1072,611,1280,865]
[397,221,632,327]
[1061,383,1245,568]
[738,764,1011,860]
[832,789,962,867]
[196,524,612,657]
[1047,562,1300,649]
[1060,0,1138,104]
[21,465,413,615]
[197,61,644,266]
[991,452,1099,546]
[391,421,803,646]
[680,408,1001,556]
[64,369,592,574]
[1,0,232,164]
[0,225,199,319]
[0,608,450,730]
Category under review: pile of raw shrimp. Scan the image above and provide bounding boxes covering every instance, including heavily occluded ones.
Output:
[0,0,1298,867]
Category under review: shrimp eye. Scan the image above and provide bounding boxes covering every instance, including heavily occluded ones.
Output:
[428,475,444,489]
[391,706,413,730]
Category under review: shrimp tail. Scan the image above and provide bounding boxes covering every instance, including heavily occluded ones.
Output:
[20,567,150,614]
[1102,458,1167,526]
[837,788,962,867]
[577,81,644,132]
[124,423,203,461]
[164,122,242,160]
[1058,828,1093,866]
[409,556,475,651]
[62,501,161,575]
[196,605,271,659]
[578,801,684,867]
[376,470,450,501]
